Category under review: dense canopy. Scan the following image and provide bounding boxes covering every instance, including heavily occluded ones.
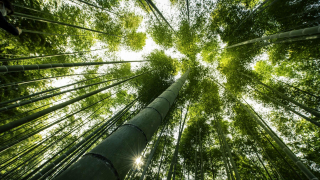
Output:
[0,0,319,179]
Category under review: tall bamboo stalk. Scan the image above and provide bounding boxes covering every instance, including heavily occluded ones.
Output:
[140,122,167,180]
[241,72,320,119]
[29,99,137,180]
[0,73,145,133]
[144,0,175,32]
[54,69,190,180]
[0,77,123,112]
[0,73,108,105]
[227,25,320,48]
[13,12,120,36]
[216,119,241,180]
[167,107,189,180]
[0,60,148,73]
[253,88,320,127]
[0,73,105,88]
[0,48,106,62]
[215,80,318,180]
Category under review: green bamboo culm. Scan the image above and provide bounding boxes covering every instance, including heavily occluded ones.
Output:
[144,0,176,32]
[139,122,168,180]
[216,118,241,180]
[0,48,106,62]
[240,72,320,119]
[167,107,188,180]
[0,60,149,73]
[54,69,190,180]
[12,12,120,36]
[0,77,124,112]
[0,93,115,153]
[0,73,109,105]
[0,73,105,88]
[75,0,120,16]
[28,99,137,180]
[235,0,271,30]
[227,25,320,49]
[0,72,148,134]
[21,29,88,36]
[214,80,318,180]
[253,88,320,127]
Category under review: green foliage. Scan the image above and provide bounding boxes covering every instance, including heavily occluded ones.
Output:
[1,0,320,179]
[124,31,147,51]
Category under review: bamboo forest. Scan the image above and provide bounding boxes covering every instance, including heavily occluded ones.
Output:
[0,0,320,179]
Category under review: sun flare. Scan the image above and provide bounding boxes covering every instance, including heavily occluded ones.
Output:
[135,156,142,165]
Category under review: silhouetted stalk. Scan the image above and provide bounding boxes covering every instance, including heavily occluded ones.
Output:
[167,107,189,180]
[0,49,106,62]
[275,79,320,100]
[140,122,167,180]
[0,77,123,112]
[0,93,114,152]
[217,130,231,180]
[0,60,148,73]
[216,119,241,180]
[20,100,116,180]
[0,73,146,133]
[145,0,175,32]
[236,0,271,30]
[13,12,120,36]
[0,73,104,88]
[145,0,162,24]
[241,72,320,119]
[216,81,318,180]
[253,88,320,127]
[227,25,320,48]
[21,29,87,36]
[258,128,303,180]
[156,135,168,180]
[29,99,137,180]
[0,73,108,105]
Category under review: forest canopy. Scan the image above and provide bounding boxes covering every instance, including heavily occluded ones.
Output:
[0,0,319,180]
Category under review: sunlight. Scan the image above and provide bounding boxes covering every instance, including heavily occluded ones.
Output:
[135,156,143,166]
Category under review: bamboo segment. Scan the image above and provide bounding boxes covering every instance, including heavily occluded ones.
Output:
[0,49,106,62]
[0,73,145,134]
[227,25,320,48]
[12,12,120,36]
[0,60,149,73]
[54,69,190,180]
[214,80,318,180]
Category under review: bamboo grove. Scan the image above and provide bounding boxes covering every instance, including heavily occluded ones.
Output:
[0,0,319,179]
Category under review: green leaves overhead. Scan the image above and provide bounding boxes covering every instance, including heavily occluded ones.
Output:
[0,0,320,179]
